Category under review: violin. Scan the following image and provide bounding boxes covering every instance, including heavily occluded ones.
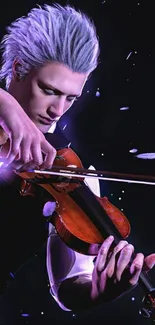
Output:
[0,131,155,321]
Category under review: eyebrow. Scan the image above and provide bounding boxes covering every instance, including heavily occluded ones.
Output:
[39,81,81,98]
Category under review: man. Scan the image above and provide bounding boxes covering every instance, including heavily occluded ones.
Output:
[0,3,154,313]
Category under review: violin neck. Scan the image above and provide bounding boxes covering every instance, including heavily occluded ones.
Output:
[139,270,155,293]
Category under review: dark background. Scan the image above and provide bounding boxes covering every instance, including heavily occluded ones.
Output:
[0,0,155,324]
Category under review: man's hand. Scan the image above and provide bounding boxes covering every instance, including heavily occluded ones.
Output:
[0,88,56,170]
[91,236,155,301]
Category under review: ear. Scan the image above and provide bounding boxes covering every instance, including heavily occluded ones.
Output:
[12,58,22,81]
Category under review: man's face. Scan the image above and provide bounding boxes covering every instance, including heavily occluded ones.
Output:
[9,61,88,133]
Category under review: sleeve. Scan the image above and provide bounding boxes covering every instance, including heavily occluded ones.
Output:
[46,165,101,310]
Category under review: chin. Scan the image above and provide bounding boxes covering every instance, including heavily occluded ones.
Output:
[42,127,51,134]
[35,122,50,133]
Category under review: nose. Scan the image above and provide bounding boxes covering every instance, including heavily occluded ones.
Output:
[48,96,66,119]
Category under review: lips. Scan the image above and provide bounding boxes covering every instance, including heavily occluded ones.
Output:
[38,115,55,125]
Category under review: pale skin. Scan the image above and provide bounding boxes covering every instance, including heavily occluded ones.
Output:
[0,60,155,309]
[91,237,155,299]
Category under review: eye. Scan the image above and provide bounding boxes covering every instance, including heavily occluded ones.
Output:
[43,88,55,95]
[67,96,79,102]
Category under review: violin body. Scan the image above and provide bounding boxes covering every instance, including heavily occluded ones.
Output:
[18,145,130,255]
